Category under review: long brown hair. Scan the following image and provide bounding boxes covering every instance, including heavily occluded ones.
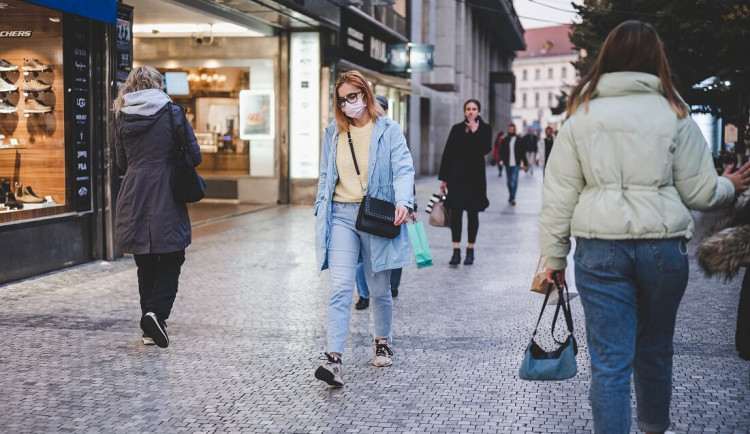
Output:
[113,66,164,118]
[333,70,384,132]
[567,20,688,119]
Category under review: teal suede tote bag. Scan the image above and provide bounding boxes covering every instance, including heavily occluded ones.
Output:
[406,221,433,268]
[519,278,578,381]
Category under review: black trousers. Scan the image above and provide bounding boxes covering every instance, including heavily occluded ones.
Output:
[134,250,185,320]
[450,209,479,244]
[738,269,750,358]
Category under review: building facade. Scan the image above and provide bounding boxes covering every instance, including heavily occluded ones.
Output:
[512,25,578,132]
[408,0,525,175]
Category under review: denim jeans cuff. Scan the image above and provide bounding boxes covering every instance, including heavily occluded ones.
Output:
[637,418,670,433]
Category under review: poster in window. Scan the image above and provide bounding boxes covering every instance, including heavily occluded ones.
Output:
[239,90,274,140]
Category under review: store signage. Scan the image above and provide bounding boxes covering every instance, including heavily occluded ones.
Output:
[66,14,92,212]
[347,27,364,52]
[370,36,387,63]
[289,32,320,179]
[25,0,116,24]
[384,43,435,72]
[0,30,32,37]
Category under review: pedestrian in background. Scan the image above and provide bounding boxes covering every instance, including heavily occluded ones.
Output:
[114,66,202,349]
[438,99,492,266]
[498,123,528,206]
[493,131,504,177]
[314,71,415,387]
[539,20,750,434]
[522,127,538,175]
[540,126,555,172]
[354,94,413,310]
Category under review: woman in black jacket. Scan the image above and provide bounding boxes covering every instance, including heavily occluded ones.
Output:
[438,99,492,265]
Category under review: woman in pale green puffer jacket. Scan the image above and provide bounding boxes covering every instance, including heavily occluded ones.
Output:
[539,21,750,434]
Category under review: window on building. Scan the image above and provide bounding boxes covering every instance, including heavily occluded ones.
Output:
[561,66,568,79]
[535,69,540,80]
[548,68,553,79]
[522,93,527,108]
[522,69,528,81]
[548,92,554,108]
[534,92,539,108]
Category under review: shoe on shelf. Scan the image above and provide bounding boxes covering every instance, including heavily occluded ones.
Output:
[0,78,18,92]
[22,79,51,92]
[5,192,23,210]
[24,186,42,199]
[355,297,369,310]
[140,312,169,348]
[315,353,344,387]
[23,99,53,114]
[0,59,18,71]
[391,286,398,297]
[449,248,461,265]
[373,338,393,367]
[141,334,155,345]
[0,99,17,114]
[22,58,50,72]
[464,248,474,265]
[16,184,43,203]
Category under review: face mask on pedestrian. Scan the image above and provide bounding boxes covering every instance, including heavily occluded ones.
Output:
[342,98,367,119]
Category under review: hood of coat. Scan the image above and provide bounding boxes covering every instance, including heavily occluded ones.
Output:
[590,71,664,100]
[119,89,172,134]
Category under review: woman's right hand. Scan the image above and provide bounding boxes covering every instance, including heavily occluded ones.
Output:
[440,181,447,192]
[722,162,750,194]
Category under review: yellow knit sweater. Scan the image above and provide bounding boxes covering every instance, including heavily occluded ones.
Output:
[333,121,373,202]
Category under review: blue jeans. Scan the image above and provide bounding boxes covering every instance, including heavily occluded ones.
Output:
[574,238,688,434]
[505,166,519,201]
[328,202,392,356]
[356,261,401,299]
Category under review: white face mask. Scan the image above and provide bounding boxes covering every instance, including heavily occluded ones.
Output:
[342,98,367,119]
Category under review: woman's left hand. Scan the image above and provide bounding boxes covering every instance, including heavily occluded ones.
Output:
[394,205,410,226]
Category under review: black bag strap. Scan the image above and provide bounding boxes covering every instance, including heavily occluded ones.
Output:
[530,274,574,344]
[346,130,367,196]
[167,102,188,154]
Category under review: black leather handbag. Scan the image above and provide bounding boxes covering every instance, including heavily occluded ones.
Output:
[346,130,400,239]
[168,103,206,203]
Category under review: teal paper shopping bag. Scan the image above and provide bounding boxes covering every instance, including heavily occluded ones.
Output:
[406,222,433,268]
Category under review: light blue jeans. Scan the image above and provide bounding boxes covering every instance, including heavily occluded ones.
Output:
[575,238,688,434]
[328,202,392,356]
[356,259,401,299]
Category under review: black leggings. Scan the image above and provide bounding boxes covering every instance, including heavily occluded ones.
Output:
[450,209,479,244]
[134,250,185,320]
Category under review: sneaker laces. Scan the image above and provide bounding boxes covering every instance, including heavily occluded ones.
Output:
[375,341,393,357]
[321,352,342,364]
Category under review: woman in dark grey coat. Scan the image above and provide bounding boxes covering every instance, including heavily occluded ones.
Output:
[114,66,202,348]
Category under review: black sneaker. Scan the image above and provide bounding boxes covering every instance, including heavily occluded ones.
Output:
[315,353,344,387]
[391,286,398,297]
[140,312,169,348]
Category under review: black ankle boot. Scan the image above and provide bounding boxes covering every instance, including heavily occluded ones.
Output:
[464,248,474,265]
[355,297,369,310]
[449,248,461,265]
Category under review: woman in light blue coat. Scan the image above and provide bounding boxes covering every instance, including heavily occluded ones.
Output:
[314,71,414,387]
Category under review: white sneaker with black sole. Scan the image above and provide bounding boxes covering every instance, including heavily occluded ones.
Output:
[140,312,169,348]
[315,353,344,387]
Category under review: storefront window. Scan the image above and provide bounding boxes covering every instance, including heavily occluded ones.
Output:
[0,0,70,223]
[153,59,274,177]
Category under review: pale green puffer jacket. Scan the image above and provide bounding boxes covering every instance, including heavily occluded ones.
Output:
[540,71,735,270]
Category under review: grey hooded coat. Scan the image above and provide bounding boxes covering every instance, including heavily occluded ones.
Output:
[115,89,202,254]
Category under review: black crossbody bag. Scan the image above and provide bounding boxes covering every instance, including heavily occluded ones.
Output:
[346,130,400,239]
[168,102,206,203]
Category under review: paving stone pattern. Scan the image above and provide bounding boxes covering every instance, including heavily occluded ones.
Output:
[0,167,748,433]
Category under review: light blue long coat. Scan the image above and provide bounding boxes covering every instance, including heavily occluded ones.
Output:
[315,116,415,274]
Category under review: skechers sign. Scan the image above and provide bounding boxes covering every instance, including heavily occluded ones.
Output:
[0,30,32,38]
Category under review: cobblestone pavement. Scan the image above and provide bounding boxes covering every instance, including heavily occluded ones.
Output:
[1,166,748,433]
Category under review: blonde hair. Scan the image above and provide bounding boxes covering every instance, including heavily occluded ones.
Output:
[333,70,384,132]
[113,66,164,117]
[567,20,688,119]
